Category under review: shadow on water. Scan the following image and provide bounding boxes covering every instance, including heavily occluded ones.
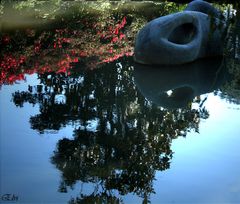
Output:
[10,56,231,203]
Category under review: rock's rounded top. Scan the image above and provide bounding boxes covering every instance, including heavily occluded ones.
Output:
[185,0,223,18]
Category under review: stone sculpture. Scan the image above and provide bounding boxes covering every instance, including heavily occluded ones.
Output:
[134,0,226,65]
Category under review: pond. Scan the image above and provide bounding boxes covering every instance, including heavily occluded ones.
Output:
[1,1,240,204]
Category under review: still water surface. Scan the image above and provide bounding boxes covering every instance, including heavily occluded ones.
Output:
[1,57,240,203]
[1,1,240,203]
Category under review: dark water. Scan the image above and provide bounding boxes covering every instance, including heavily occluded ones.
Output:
[1,1,240,204]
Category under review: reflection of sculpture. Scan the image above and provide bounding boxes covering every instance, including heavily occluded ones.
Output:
[134,57,227,109]
[134,0,225,65]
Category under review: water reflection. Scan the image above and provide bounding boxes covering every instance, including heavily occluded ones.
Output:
[134,57,228,109]
[1,1,240,203]
[10,57,213,202]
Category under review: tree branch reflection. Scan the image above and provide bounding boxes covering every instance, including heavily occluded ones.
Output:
[10,57,217,202]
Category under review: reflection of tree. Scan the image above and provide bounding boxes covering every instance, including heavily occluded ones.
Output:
[220,2,240,103]
[52,104,202,202]
[69,193,123,204]
[12,57,209,202]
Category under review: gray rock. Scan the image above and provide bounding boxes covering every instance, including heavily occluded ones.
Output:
[134,0,225,65]
[185,0,222,18]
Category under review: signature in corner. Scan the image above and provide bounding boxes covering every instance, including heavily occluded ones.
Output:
[1,194,19,202]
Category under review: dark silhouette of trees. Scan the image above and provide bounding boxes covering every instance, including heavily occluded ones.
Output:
[11,57,211,202]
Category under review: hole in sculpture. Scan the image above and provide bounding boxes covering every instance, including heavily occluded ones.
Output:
[168,23,197,45]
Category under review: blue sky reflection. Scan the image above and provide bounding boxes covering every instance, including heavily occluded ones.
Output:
[153,93,240,203]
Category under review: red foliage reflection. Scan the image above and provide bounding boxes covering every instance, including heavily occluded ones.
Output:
[2,35,11,45]
[0,16,134,85]
[0,55,26,84]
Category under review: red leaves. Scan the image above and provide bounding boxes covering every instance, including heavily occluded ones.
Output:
[98,16,127,43]
[110,18,126,43]
[112,16,127,37]
[119,33,125,40]
[114,28,119,35]
[0,55,26,70]
[34,42,41,53]
[0,53,80,85]
[121,16,127,28]
[8,74,25,83]
[0,55,26,85]
[79,51,88,57]
[0,15,133,85]
[72,58,79,63]
[53,37,71,49]
[2,35,11,45]
[56,55,78,74]
[102,51,133,63]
